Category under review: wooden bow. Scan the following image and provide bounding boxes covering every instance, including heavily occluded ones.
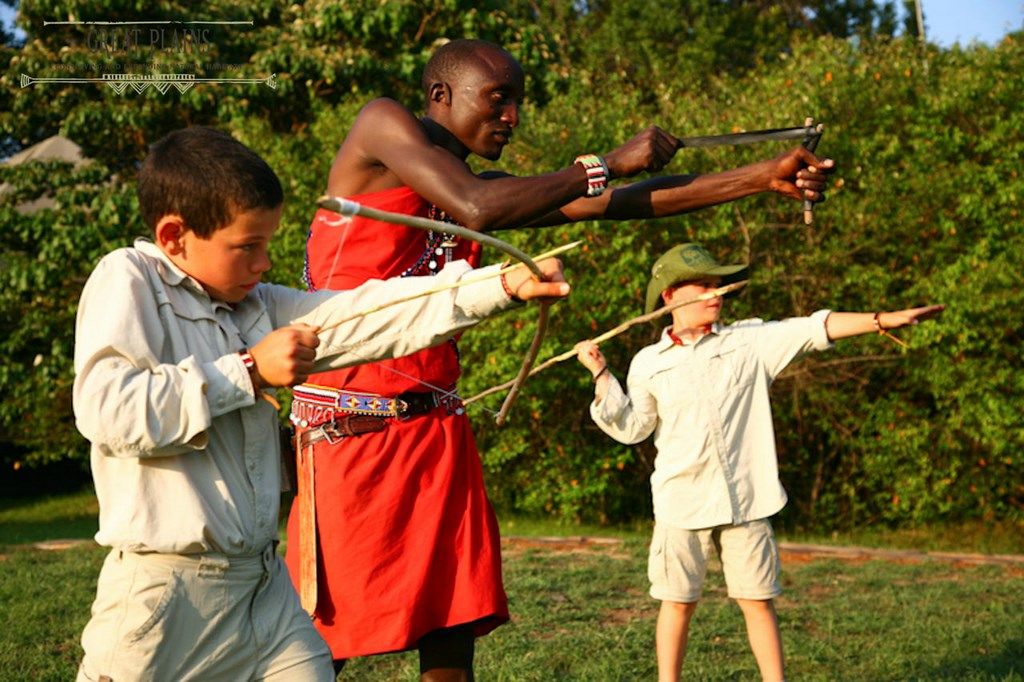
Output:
[316,196,555,425]
[464,280,749,405]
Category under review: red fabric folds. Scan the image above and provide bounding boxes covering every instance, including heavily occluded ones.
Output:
[284,186,508,658]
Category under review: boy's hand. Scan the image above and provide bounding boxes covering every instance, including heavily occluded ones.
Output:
[248,324,321,388]
[574,340,607,378]
[879,304,945,329]
[502,258,570,303]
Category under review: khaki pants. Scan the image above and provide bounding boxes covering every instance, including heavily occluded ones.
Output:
[77,544,332,681]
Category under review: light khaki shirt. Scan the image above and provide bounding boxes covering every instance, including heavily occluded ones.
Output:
[74,239,513,555]
[591,311,832,530]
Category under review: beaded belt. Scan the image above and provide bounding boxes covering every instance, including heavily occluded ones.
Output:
[290,383,464,430]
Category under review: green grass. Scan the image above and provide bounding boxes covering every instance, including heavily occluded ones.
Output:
[0,490,99,545]
[782,521,1024,556]
[1,492,1022,680]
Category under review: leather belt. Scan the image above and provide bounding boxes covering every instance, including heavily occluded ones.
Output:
[298,414,387,447]
[288,378,464,428]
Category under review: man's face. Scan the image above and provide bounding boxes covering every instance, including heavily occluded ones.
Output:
[173,205,281,303]
[663,277,724,329]
[444,48,525,160]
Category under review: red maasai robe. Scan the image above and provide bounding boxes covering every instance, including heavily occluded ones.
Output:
[284,186,509,659]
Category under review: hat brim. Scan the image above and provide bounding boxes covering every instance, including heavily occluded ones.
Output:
[644,264,749,314]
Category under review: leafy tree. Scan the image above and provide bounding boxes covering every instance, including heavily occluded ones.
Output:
[1,1,1020,529]
[462,36,1024,528]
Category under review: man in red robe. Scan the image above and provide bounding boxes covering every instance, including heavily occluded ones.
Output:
[286,38,836,680]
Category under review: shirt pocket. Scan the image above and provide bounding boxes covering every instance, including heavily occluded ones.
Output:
[709,342,755,393]
[647,524,668,585]
[158,286,233,361]
[649,365,696,413]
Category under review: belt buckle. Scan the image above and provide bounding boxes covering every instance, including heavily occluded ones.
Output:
[320,418,345,444]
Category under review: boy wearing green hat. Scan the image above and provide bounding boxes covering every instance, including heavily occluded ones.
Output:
[575,243,942,682]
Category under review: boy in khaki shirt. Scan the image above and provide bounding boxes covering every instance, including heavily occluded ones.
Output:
[575,243,942,682]
[73,126,568,681]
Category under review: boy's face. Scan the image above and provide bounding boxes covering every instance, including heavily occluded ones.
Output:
[663,276,723,329]
[162,205,282,303]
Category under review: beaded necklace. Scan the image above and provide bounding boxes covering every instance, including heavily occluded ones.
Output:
[399,204,459,277]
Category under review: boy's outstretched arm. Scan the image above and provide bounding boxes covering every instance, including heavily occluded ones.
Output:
[824,305,945,341]
[265,257,570,375]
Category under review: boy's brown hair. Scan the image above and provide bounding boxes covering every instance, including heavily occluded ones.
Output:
[137,127,283,237]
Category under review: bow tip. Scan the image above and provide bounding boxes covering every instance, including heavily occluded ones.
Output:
[317,195,361,217]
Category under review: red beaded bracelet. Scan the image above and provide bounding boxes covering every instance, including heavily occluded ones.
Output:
[500,272,522,302]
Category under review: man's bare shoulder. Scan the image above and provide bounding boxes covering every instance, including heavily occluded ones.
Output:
[342,97,426,155]
[328,98,434,195]
[354,97,418,127]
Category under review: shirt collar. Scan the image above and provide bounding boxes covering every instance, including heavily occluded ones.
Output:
[656,323,723,352]
[134,237,193,289]
[133,237,247,312]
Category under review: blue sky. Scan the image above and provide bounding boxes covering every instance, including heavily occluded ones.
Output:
[918,0,1023,46]
[1,1,1021,48]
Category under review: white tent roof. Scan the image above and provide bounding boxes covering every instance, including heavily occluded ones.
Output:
[1,135,90,213]
[2,135,86,168]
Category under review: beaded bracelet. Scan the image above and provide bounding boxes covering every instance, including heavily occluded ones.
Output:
[239,349,256,371]
[873,312,909,348]
[500,271,522,302]
[573,154,609,197]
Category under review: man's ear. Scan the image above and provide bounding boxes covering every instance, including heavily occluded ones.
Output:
[661,287,675,305]
[155,215,188,255]
[427,81,452,107]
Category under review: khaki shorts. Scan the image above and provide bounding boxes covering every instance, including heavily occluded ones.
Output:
[647,519,781,603]
[77,543,333,682]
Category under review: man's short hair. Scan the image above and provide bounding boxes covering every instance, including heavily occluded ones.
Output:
[137,127,283,237]
[421,38,510,96]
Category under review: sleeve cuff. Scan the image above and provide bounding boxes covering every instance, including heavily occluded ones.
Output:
[591,374,628,423]
[809,309,834,351]
[202,354,257,418]
[452,262,520,319]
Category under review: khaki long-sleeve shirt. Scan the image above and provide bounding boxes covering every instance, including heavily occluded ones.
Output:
[74,239,514,555]
[590,311,832,530]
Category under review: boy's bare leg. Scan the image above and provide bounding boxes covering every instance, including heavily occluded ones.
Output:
[656,600,698,682]
[735,598,785,682]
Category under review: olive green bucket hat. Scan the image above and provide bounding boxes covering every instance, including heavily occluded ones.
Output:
[644,243,749,313]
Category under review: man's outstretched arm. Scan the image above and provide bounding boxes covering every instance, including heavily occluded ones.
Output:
[331,99,680,231]
[523,147,835,228]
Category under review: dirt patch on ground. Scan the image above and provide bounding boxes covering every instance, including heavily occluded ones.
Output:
[502,535,631,560]
[32,539,92,551]
[501,536,1024,574]
[778,542,1024,570]
[603,606,648,624]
